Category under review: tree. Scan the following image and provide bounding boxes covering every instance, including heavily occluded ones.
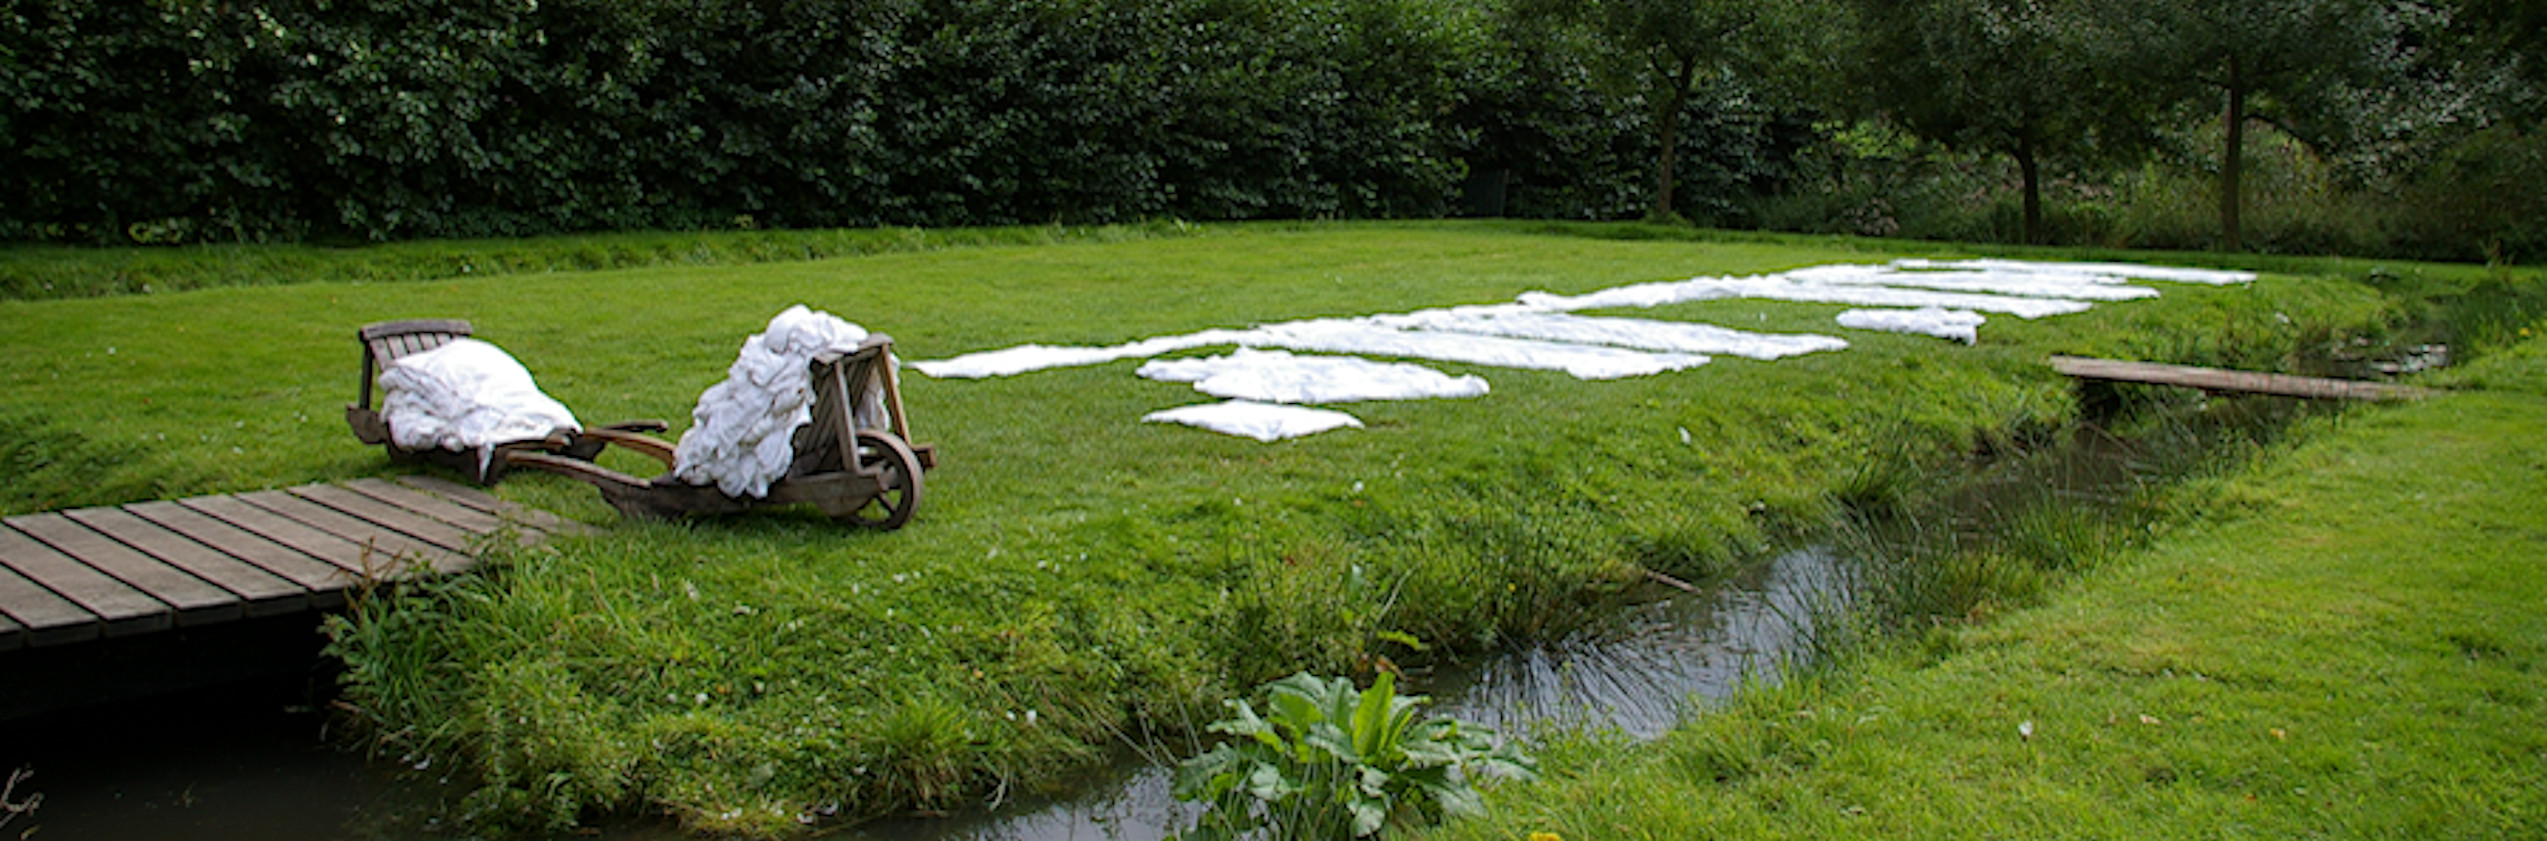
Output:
[2438,0,2547,122]
[1525,0,1823,221]
[1847,0,2141,244]
[2091,0,2412,251]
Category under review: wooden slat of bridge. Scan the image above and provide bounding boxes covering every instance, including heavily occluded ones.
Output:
[2049,355,2435,402]
[0,478,569,652]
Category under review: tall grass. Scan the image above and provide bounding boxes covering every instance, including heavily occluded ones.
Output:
[1805,387,2345,673]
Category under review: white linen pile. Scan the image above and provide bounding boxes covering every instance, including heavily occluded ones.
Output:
[378,338,582,471]
[673,305,881,498]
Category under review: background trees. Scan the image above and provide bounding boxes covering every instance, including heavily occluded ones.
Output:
[0,0,2539,261]
[1845,0,2139,245]
[2094,0,2420,252]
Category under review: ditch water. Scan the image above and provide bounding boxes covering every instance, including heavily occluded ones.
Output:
[842,547,1845,841]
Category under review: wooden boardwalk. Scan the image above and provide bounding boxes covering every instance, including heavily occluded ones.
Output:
[2050,355,2435,402]
[0,476,581,651]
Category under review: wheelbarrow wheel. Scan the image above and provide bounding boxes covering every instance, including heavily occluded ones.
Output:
[844,430,924,530]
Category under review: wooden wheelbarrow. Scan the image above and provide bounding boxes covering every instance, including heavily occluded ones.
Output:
[503,336,939,529]
[345,319,667,484]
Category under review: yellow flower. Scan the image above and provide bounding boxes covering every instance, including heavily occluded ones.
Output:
[1530,833,1564,841]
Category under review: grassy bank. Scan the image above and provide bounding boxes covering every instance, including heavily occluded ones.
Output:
[1433,341,2547,839]
[0,222,2493,835]
[0,217,2394,305]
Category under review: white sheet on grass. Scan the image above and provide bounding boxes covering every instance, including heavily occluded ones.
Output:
[1364,308,1850,360]
[909,257,2261,440]
[909,330,1252,379]
[1891,258,2255,285]
[673,305,886,498]
[1787,266,2160,302]
[1243,319,1713,379]
[1516,276,2098,319]
[379,338,581,469]
[1137,348,1490,403]
[1835,307,1989,344]
[911,318,1722,381]
[1143,400,1365,442]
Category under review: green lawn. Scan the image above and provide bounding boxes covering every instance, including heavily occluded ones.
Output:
[1,221,2506,836]
[1433,339,2547,840]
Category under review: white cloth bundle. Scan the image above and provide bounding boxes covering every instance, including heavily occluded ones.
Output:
[1834,306,1989,344]
[1142,400,1365,442]
[673,305,884,498]
[378,338,582,467]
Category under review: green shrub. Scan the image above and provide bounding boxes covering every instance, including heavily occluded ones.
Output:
[1171,671,1536,840]
[0,0,1487,243]
[2395,121,2547,264]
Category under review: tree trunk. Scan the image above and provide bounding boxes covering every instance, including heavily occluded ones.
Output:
[2220,51,2245,252]
[1651,53,1698,221]
[2016,135,2042,245]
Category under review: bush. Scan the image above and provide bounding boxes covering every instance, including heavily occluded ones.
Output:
[2394,121,2547,264]
[0,0,1487,243]
[1171,671,1535,840]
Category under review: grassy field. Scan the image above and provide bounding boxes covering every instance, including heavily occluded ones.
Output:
[0,221,1215,302]
[0,221,2514,835]
[1432,341,2547,840]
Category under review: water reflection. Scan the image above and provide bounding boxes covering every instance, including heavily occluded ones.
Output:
[1420,547,1843,740]
[853,547,1845,841]
[847,763,1186,841]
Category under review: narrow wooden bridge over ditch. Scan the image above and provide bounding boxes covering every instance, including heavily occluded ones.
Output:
[2050,355,2434,402]
[0,476,578,719]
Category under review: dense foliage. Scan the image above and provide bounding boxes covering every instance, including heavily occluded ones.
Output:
[0,0,1495,242]
[2,0,2541,260]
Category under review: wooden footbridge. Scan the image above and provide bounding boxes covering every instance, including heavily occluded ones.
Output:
[0,475,574,651]
[2050,355,2435,402]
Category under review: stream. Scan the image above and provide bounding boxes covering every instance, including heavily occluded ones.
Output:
[845,547,1841,841]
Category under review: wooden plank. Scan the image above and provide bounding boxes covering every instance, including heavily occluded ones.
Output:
[0,525,170,638]
[0,561,93,647]
[392,473,503,513]
[231,490,470,575]
[124,500,351,608]
[338,477,521,539]
[398,474,595,537]
[2049,355,2433,402]
[178,495,403,585]
[287,483,482,554]
[7,514,240,627]
[358,319,471,343]
[67,507,309,617]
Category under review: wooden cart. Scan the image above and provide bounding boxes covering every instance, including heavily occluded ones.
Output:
[345,319,666,484]
[504,336,938,529]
